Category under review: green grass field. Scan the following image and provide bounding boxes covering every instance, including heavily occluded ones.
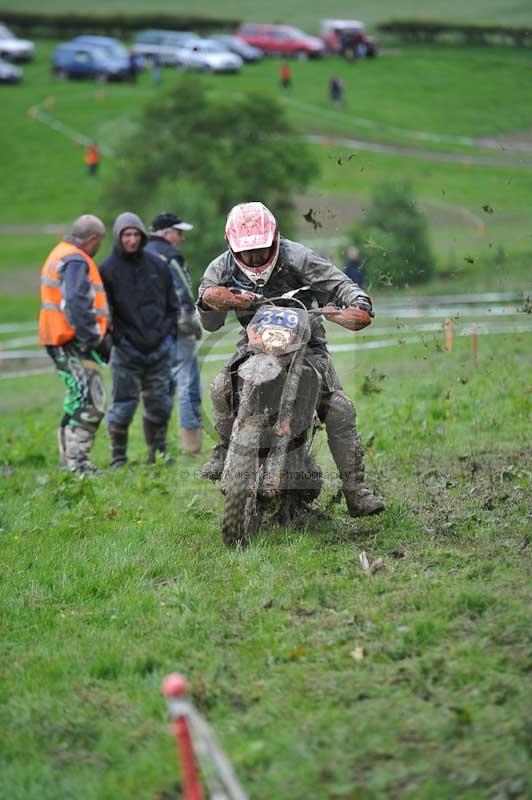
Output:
[1,18,531,797]
[1,39,532,317]
[1,326,531,799]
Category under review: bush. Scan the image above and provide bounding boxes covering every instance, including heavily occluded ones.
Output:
[101,75,318,283]
[377,19,532,48]
[0,10,239,38]
[346,182,435,288]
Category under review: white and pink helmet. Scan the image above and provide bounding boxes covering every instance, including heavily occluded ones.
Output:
[225,202,280,285]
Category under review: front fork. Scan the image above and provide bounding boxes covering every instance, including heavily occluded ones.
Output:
[261,349,306,498]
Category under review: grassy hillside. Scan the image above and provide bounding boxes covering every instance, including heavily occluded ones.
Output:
[2,0,532,31]
[1,41,532,308]
[1,327,531,798]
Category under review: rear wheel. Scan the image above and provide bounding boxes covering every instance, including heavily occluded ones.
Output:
[221,418,261,547]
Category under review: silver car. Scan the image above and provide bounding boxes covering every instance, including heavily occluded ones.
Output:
[132,29,201,66]
[176,39,243,73]
[0,56,22,83]
[0,23,34,62]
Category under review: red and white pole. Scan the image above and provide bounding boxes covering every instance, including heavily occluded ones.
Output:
[162,674,204,800]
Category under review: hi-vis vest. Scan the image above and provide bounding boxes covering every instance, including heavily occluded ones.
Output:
[39,241,109,346]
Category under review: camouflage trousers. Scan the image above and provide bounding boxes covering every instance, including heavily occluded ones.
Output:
[47,343,106,472]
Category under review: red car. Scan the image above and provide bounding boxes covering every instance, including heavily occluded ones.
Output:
[320,19,378,58]
[237,24,325,59]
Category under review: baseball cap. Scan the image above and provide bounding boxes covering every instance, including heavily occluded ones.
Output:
[151,212,194,232]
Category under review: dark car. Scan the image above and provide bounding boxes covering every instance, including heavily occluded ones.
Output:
[0,56,22,83]
[209,34,263,62]
[237,24,325,59]
[52,42,130,81]
[72,36,130,71]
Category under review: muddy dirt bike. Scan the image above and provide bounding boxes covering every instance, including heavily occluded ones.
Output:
[219,289,372,546]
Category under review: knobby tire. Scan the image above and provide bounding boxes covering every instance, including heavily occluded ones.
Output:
[221,418,261,547]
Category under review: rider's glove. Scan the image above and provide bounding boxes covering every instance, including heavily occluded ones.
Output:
[342,306,373,331]
[201,286,257,313]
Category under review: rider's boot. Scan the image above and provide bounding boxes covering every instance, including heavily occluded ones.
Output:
[201,370,234,481]
[57,425,68,468]
[330,435,385,517]
[201,440,229,481]
[324,390,385,518]
[64,424,99,475]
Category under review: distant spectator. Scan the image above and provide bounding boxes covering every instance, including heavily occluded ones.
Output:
[128,51,140,83]
[151,53,162,86]
[344,245,364,287]
[84,143,100,177]
[329,75,344,107]
[279,62,292,89]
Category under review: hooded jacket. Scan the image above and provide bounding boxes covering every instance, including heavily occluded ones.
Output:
[99,212,178,355]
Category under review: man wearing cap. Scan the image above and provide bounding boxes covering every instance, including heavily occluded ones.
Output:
[99,212,179,467]
[145,212,203,455]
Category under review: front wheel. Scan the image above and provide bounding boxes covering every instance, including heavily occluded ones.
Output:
[221,418,261,546]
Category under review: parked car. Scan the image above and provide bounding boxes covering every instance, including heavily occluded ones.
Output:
[52,42,130,81]
[0,23,34,62]
[320,19,378,58]
[237,24,325,59]
[0,56,22,83]
[209,34,263,63]
[72,36,130,71]
[176,39,243,73]
[132,29,201,65]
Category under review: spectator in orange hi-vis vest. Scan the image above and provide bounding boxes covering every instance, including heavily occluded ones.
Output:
[39,215,111,474]
[84,143,101,176]
[279,62,292,89]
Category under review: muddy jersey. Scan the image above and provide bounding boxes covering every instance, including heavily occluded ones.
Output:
[197,238,370,354]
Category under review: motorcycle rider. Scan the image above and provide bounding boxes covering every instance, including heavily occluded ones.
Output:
[197,202,384,518]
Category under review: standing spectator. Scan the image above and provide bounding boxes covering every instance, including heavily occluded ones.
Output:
[146,212,203,456]
[99,213,179,467]
[344,245,364,287]
[151,53,162,86]
[279,62,292,89]
[38,215,111,474]
[84,143,101,177]
[329,75,344,108]
[128,51,140,83]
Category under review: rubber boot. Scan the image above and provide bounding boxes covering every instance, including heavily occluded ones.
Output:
[201,440,229,481]
[108,423,128,468]
[143,417,173,465]
[181,427,202,456]
[327,429,385,518]
[57,426,67,468]
[343,484,385,518]
[64,425,98,475]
